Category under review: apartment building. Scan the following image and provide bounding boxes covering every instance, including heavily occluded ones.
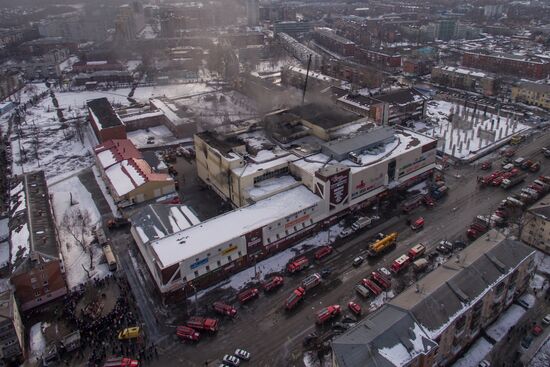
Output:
[520,193,550,253]
[431,66,496,96]
[332,231,535,366]
[313,28,356,57]
[277,33,322,69]
[462,51,550,80]
[8,171,68,311]
[0,290,24,365]
[511,81,550,109]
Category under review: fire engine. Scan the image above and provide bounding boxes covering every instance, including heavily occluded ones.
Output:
[176,326,200,342]
[285,287,305,310]
[315,305,341,324]
[287,256,309,273]
[314,246,333,260]
[390,254,411,273]
[263,275,284,292]
[407,244,426,260]
[212,302,237,317]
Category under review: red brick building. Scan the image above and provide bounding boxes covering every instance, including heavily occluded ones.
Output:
[8,171,68,311]
[462,52,550,80]
[87,97,127,143]
[356,48,402,70]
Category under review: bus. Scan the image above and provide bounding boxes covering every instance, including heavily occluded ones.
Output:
[102,244,117,271]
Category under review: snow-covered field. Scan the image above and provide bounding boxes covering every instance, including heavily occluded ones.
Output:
[50,176,109,289]
[420,100,530,160]
[486,304,526,342]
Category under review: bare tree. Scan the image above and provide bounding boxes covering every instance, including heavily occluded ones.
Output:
[61,207,94,272]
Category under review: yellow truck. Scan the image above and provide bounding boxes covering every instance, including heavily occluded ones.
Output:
[367,232,398,257]
[117,327,140,340]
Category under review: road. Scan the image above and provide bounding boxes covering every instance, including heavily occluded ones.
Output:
[145,131,550,366]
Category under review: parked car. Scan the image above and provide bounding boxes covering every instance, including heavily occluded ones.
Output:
[348,301,361,316]
[532,325,543,336]
[222,354,240,366]
[478,360,490,367]
[542,314,550,326]
[234,349,251,361]
[436,240,453,254]
[352,256,364,267]
[521,334,534,349]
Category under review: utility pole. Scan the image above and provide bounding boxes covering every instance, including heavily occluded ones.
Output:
[302,54,312,105]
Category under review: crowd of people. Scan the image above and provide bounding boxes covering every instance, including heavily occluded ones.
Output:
[60,274,158,367]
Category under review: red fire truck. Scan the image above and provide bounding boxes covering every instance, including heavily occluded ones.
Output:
[362,278,382,296]
[284,287,305,310]
[287,256,309,273]
[176,326,200,342]
[237,288,259,304]
[371,271,391,290]
[212,302,237,317]
[407,243,426,260]
[186,316,219,332]
[314,246,333,260]
[390,255,411,273]
[263,275,284,292]
[103,358,139,367]
[315,305,341,325]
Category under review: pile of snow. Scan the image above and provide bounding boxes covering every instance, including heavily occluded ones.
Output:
[29,322,48,361]
[50,177,109,289]
[486,304,526,342]
[452,337,493,367]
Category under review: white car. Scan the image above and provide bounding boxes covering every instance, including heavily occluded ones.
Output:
[222,355,240,366]
[234,349,251,360]
[339,228,354,238]
[542,314,550,326]
[478,360,490,367]
[352,256,365,267]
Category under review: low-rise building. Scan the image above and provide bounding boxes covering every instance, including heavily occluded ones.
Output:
[94,139,175,204]
[462,51,550,80]
[72,60,125,74]
[87,97,127,143]
[8,171,68,311]
[277,33,322,69]
[149,98,197,138]
[431,66,496,96]
[281,66,342,93]
[313,28,356,57]
[337,88,427,125]
[511,82,550,109]
[520,193,550,253]
[332,231,535,366]
[0,290,25,365]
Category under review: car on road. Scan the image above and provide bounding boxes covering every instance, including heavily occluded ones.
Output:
[353,256,364,267]
[542,314,550,326]
[436,240,453,254]
[532,325,543,336]
[222,354,240,366]
[234,349,251,361]
[378,267,391,278]
[348,301,361,316]
[117,327,140,340]
[354,284,370,298]
[338,228,354,238]
[478,360,490,367]
[517,299,530,309]
[521,334,534,349]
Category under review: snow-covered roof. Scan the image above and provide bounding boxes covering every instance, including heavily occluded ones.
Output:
[390,231,535,339]
[150,185,321,268]
[246,175,300,201]
[131,204,201,244]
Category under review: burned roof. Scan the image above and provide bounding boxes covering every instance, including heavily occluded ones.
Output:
[196,131,245,158]
[286,103,361,129]
[87,97,124,129]
[321,126,395,161]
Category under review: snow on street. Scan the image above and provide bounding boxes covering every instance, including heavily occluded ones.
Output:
[29,322,48,361]
[452,337,492,367]
[49,176,109,289]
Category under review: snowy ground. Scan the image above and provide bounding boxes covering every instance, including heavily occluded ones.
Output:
[486,304,526,342]
[452,337,492,367]
[419,100,530,161]
[4,88,96,182]
[303,351,332,367]
[91,166,118,217]
[49,176,109,289]
[193,223,344,299]
[529,336,550,367]
[29,322,48,362]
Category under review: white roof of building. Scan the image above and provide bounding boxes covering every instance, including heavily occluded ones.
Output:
[150,185,322,267]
